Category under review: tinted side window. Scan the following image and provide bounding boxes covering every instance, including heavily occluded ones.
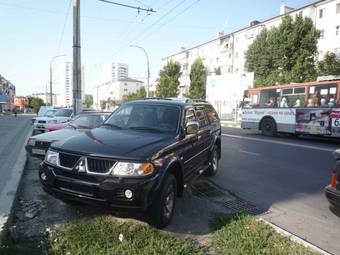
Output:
[195,106,209,128]
[185,109,196,124]
[204,105,219,124]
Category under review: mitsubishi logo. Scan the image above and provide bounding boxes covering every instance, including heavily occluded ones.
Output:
[74,157,86,173]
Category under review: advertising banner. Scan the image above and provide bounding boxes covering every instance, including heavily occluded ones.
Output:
[296,108,340,136]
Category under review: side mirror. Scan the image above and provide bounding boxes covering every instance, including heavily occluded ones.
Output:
[186,121,199,135]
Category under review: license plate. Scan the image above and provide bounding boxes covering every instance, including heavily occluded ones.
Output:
[32,148,46,155]
[37,125,44,128]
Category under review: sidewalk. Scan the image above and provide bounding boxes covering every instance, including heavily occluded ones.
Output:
[220,120,241,128]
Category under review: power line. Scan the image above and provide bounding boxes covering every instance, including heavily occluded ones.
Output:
[57,0,72,55]
[132,0,153,9]
[97,0,155,13]
[107,0,187,61]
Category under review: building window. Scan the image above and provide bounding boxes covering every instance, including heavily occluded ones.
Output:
[336,3,340,14]
[319,8,324,18]
[320,30,324,39]
[336,26,340,36]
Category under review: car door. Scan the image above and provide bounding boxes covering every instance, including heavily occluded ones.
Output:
[178,108,199,181]
[193,105,212,168]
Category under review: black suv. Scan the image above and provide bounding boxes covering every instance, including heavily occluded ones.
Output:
[39,99,221,228]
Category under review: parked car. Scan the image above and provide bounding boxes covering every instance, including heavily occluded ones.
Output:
[27,112,110,158]
[325,149,340,208]
[31,106,57,124]
[47,110,102,132]
[39,99,221,228]
[33,108,73,135]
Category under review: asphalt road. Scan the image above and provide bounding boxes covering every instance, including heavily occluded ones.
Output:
[213,127,340,254]
[0,114,31,195]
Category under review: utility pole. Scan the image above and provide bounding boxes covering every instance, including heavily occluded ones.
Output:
[49,55,66,106]
[73,0,82,115]
[130,45,150,97]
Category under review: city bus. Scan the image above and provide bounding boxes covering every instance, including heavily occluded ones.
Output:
[241,80,340,137]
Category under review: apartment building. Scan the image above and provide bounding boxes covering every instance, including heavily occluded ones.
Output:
[164,0,340,95]
[56,61,85,107]
[0,75,15,111]
[102,62,129,83]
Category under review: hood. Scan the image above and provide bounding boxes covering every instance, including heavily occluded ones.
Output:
[32,129,81,143]
[51,127,175,161]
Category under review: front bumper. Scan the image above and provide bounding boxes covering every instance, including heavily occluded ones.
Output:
[325,185,340,208]
[39,162,160,211]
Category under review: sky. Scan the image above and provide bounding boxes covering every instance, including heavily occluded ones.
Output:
[0,0,315,96]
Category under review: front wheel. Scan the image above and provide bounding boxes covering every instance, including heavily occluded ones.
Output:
[260,118,277,136]
[205,146,219,176]
[150,174,177,228]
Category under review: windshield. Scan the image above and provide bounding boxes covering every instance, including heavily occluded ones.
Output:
[44,109,57,117]
[104,104,180,133]
[55,109,73,117]
[69,114,108,129]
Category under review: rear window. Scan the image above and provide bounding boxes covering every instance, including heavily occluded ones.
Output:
[204,104,219,124]
[195,106,209,128]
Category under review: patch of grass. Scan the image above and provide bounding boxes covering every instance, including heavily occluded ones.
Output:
[211,213,319,255]
[48,217,207,255]
[0,236,49,255]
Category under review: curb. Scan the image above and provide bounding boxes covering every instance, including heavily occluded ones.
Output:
[259,218,332,255]
[0,126,32,245]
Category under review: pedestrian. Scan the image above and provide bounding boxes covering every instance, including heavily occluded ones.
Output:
[13,107,17,117]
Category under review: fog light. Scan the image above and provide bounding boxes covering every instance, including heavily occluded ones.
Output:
[41,172,47,181]
[124,189,133,199]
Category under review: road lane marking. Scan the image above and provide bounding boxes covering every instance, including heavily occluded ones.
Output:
[222,134,335,152]
[239,149,260,156]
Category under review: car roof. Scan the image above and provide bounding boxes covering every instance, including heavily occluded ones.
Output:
[125,98,211,108]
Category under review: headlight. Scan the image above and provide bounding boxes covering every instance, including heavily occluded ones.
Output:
[111,162,154,176]
[27,138,36,146]
[45,150,59,165]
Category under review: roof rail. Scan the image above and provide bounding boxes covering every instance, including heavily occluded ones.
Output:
[143,97,172,100]
[192,99,208,103]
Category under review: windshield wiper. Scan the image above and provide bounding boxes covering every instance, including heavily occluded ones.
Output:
[127,126,162,133]
[102,123,123,129]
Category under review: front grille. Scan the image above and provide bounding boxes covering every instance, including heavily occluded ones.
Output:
[35,141,51,149]
[38,120,46,124]
[59,153,80,168]
[87,158,116,174]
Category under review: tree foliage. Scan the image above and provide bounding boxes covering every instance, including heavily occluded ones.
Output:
[189,58,208,99]
[27,97,45,113]
[124,87,146,102]
[157,61,181,98]
[245,15,320,87]
[84,94,93,108]
[317,52,340,76]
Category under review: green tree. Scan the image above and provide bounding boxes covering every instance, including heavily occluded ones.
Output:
[27,97,45,113]
[245,15,320,87]
[100,100,107,110]
[317,52,340,76]
[124,87,146,102]
[156,61,181,98]
[189,58,208,99]
[84,94,93,108]
[214,67,221,75]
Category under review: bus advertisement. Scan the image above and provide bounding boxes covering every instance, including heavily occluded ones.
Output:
[240,80,340,137]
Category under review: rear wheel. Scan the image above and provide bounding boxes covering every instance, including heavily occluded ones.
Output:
[205,145,219,176]
[260,118,277,136]
[150,174,177,228]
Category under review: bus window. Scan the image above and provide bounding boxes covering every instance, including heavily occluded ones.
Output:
[259,89,280,108]
[307,84,338,107]
[280,87,306,107]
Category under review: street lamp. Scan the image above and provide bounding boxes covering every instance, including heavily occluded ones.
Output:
[130,45,150,98]
[49,54,66,105]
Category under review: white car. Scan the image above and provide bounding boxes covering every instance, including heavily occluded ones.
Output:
[33,108,73,134]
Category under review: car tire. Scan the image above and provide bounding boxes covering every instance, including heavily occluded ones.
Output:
[261,118,277,136]
[151,174,177,229]
[205,145,219,176]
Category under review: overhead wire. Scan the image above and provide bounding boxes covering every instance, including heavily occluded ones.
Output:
[57,0,72,55]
